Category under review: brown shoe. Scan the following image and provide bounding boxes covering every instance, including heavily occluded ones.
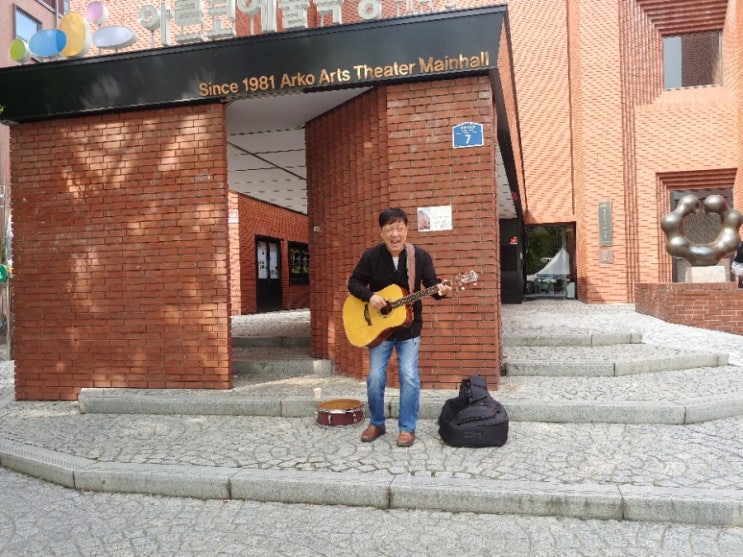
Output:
[360,424,386,442]
[396,431,415,447]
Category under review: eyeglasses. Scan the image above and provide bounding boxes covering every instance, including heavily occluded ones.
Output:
[381,224,407,234]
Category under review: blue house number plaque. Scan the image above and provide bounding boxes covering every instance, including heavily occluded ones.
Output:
[452,122,484,148]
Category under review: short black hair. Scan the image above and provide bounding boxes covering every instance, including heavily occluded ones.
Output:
[379,208,408,228]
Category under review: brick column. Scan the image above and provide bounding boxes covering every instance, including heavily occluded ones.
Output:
[11,104,232,400]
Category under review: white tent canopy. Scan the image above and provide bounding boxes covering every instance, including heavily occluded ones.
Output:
[535,247,570,278]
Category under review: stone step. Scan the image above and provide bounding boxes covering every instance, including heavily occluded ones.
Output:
[232,336,310,348]
[80,326,743,425]
[232,359,333,378]
[503,344,728,376]
[4,425,743,527]
[503,331,642,347]
[78,362,743,424]
[63,385,743,528]
[231,343,332,380]
[13,309,743,528]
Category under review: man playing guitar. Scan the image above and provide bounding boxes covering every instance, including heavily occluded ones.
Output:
[347,208,452,447]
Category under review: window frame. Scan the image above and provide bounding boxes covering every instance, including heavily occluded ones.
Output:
[662,30,723,90]
[35,0,68,14]
[14,7,42,43]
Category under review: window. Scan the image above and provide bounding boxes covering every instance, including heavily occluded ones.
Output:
[14,8,41,43]
[288,242,309,285]
[663,31,722,89]
[36,0,69,14]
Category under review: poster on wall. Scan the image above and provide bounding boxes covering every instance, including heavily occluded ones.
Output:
[417,206,453,232]
[269,243,279,279]
[257,241,268,279]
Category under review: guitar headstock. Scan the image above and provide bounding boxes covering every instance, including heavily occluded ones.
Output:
[452,270,479,290]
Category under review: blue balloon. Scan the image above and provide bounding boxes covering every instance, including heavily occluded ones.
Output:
[28,29,67,57]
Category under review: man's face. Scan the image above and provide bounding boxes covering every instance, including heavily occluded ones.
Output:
[380,219,408,256]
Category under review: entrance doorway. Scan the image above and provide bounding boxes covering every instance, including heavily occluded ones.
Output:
[256,237,282,312]
[524,225,576,299]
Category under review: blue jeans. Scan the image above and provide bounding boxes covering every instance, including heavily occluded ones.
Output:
[367,336,421,432]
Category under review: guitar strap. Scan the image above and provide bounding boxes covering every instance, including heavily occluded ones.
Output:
[405,243,415,295]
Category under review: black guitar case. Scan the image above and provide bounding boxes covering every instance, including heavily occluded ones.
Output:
[438,375,508,448]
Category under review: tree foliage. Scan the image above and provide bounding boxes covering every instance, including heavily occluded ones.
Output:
[525,226,564,274]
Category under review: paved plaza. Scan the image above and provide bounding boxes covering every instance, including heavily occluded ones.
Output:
[2,465,742,557]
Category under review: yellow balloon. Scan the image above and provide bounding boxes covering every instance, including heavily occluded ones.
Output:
[59,12,91,58]
[8,38,31,63]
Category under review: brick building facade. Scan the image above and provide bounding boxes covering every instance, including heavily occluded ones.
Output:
[1,0,743,399]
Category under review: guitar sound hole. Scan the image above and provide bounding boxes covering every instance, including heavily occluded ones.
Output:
[380,305,392,317]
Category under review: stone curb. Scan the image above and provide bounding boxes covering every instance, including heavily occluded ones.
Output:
[75,462,236,500]
[502,332,643,347]
[2,437,742,526]
[0,438,92,488]
[505,351,728,377]
[232,336,311,348]
[232,359,333,376]
[78,390,743,424]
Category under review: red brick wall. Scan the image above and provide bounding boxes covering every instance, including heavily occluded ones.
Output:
[635,282,743,335]
[230,192,309,315]
[307,78,501,390]
[573,1,628,303]
[228,192,241,317]
[729,0,743,213]
[617,1,661,300]
[11,104,232,400]
[306,88,389,378]
[506,0,575,225]
[497,11,526,207]
[566,0,587,300]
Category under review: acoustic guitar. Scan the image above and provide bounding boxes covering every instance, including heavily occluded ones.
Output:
[342,271,479,348]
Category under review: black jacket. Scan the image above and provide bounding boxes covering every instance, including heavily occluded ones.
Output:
[735,242,743,264]
[348,243,442,340]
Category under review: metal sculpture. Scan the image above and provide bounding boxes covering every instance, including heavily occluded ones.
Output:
[660,194,743,266]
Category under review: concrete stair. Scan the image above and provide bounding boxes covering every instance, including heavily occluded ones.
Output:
[9,314,743,527]
[79,328,743,426]
[498,330,743,425]
[231,335,333,380]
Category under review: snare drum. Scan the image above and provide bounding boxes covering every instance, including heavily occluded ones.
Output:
[316,398,365,427]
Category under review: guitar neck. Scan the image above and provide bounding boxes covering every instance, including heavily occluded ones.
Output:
[390,284,442,308]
